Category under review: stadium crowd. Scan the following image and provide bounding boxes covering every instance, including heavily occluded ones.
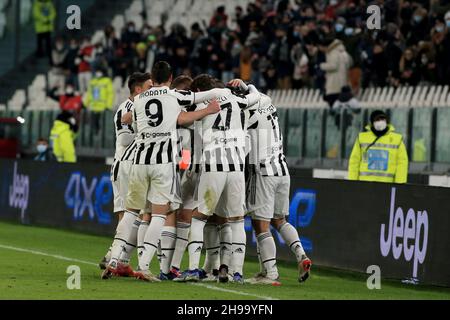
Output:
[48,0,450,98]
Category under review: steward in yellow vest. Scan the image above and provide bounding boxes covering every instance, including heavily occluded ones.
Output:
[84,70,114,113]
[33,0,56,34]
[50,111,78,163]
[348,110,408,183]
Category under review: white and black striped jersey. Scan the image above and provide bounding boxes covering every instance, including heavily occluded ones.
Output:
[113,98,135,161]
[177,104,203,173]
[111,98,136,181]
[195,89,251,172]
[246,94,289,177]
[120,139,137,162]
[133,86,196,165]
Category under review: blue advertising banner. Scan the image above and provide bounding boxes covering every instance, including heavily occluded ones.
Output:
[0,159,116,235]
[1,159,449,287]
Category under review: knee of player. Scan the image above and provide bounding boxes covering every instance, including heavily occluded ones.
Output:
[252,218,271,234]
[270,217,287,230]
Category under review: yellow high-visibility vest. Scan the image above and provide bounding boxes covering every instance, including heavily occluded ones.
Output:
[348,125,409,183]
[50,120,76,163]
[84,77,115,113]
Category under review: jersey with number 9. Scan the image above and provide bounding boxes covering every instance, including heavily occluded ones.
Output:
[133,86,195,165]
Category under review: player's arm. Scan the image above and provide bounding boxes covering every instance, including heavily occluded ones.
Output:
[117,130,135,147]
[246,84,262,107]
[192,88,227,104]
[177,100,221,126]
[121,111,133,125]
[117,110,135,146]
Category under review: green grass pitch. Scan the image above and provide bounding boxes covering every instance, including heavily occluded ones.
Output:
[0,221,449,300]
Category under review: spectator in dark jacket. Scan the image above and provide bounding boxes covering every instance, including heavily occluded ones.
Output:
[268,25,293,89]
[399,47,420,85]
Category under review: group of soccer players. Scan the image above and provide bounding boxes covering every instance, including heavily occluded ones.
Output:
[99,61,312,285]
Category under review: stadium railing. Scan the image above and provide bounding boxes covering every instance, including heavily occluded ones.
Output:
[2,84,450,173]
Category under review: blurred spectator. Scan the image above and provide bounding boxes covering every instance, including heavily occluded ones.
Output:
[135,42,149,73]
[114,41,136,84]
[268,25,292,89]
[433,14,450,84]
[50,37,68,90]
[210,6,228,37]
[83,68,114,135]
[77,37,95,94]
[91,43,109,74]
[64,38,80,89]
[399,47,420,85]
[331,85,361,127]
[320,37,352,107]
[48,84,84,116]
[50,111,78,163]
[240,46,252,82]
[291,27,309,88]
[122,22,141,46]
[34,138,52,161]
[33,0,56,61]
[41,0,450,95]
[332,85,360,113]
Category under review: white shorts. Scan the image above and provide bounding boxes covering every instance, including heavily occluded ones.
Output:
[246,174,290,221]
[126,163,181,210]
[197,171,245,218]
[111,160,133,213]
[180,170,199,211]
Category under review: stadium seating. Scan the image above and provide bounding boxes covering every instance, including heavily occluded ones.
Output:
[267,85,450,110]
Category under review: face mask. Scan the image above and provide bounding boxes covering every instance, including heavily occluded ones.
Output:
[421,54,428,65]
[97,47,103,54]
[128,26,135,32]
[56,43,64,50]
[373,120,387,131]
[335,23,344,33]
[330,0,338,5]
[37,145,48,153]
[344,27,353,36]
[413,15,422,23]
[293,31,301,38]
[436,26,444,33]
[446,20,450,28]
[66,87,74,95]
[68,117,77,126]
[95,71,103,78]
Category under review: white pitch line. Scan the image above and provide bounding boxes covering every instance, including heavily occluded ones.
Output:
[0,243,277,300]
[0,244,97,266]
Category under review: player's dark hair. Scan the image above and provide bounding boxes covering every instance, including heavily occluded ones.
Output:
[151,61,172,84]
[171,75,193,90]
[214,78,226,89]
[128,72,151,94]
[191,74,215,91]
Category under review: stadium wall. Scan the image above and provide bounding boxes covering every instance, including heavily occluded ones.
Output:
[1,159,449,287]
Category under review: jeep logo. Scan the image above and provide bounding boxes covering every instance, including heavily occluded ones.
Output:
[380,187,428,279]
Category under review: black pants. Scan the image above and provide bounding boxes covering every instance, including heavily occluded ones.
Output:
[91,112,102,135]
[36,32,52,61]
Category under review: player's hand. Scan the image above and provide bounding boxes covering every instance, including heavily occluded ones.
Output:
[121,111,133,125]
[206,99,221,115]
[228,79,248,90]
